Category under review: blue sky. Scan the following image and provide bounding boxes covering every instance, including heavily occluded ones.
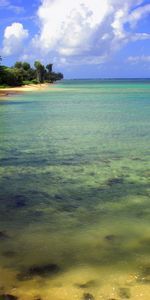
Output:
[0,0,150,78]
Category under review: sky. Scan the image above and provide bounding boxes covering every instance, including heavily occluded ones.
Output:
[0,0,150,78]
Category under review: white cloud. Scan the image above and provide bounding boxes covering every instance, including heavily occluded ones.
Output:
[2,0,148,67]
[33,0,111,56]
[130,32,150,41]
[128,4,150,28]
[0,0,25,13]
[2,23,29,56]
[128,55,150,63]
[30,0,150,66]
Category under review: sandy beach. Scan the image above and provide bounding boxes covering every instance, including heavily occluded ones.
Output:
[0,83,50,98]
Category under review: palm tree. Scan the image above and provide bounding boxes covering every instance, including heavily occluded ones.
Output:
[46,64,53,73]
[34,61,45,83]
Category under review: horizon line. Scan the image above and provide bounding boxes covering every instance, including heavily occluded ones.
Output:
[62,77,150,80]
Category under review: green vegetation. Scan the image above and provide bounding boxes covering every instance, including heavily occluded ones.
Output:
[0,59,63,87]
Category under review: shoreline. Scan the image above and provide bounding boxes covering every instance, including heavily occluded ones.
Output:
[0,83,50,98]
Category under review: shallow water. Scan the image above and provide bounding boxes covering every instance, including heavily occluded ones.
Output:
[0,80,150,300]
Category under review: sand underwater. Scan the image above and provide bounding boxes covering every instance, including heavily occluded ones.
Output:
[0,79,150,300]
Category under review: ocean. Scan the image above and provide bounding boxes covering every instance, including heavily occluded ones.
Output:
[0,79,150,300]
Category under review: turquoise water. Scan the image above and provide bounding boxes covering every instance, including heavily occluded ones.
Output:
[0,80,150,300]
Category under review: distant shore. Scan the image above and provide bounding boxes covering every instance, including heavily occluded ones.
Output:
[0,83,50,98]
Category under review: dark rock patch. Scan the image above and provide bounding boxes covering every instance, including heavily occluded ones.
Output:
[118,287,131,298]
[0,232,9,241]
[82,293,95,300]
[59,203,78,212]
[104,235,116,242]
[104,234,121,244]
[2,251,16,258]
[17,263,60,281]
[131,157,143,161]
[75,280,97,289]
[0,294,18,300]
[137,265,150,283]
[142,265,150,277]
[137,277,150,284]
[107,178,124,187]
[89,172,97,176]
[54,194,64,201]
[13,195,27,208]
[99,158,111,164]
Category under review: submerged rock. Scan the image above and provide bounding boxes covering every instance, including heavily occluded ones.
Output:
[17,263,60,281]
[118,287,131,298]
[0,231,9,241]
[104,235,116,242]
[137,265,150,283]
[60,203,78,212]
[75,280,97,289]
[82,293,95,300]
[131,157,143,161]
[104,234,121,245]
[107,178,124,186]
[54,194,64,201]
[13,195,27,208]
[142,265,150,276]
[2,251,16,257]
[0,295,18,300]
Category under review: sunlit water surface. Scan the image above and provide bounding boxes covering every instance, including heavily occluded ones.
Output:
[0,80,150,300]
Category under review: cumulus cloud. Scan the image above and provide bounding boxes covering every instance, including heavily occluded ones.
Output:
[2,23,29,56]
[32,0,113,63]
[34,0,111,55]
[29,0,150,65]
[2,0,150,67]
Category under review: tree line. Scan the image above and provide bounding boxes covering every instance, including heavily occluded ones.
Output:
[0,59,63,87]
